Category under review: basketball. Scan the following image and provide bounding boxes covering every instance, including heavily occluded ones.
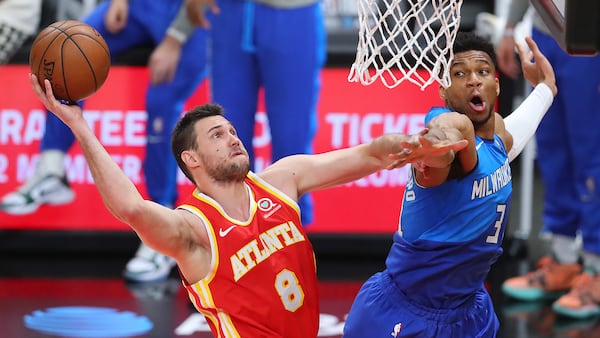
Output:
[29,20,110,103]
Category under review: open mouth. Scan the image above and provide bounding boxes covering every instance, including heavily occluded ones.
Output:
[469,95,486,112]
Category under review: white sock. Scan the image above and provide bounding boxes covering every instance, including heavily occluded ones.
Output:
[582,252,600,274]
[551,234,580,264]
[36,150,66,177]
[17,150,67,193]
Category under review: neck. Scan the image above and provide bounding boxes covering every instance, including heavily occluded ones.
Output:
[474,114,496,140]
[200,179,251,221]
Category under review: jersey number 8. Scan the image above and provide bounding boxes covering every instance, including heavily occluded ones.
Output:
[275,269,304,312]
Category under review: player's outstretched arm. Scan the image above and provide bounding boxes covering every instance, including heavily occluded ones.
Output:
[386,128,468,170]
[29,75,196,258]
[259,131,467,200]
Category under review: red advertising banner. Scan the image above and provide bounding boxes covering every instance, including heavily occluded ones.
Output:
[0,65,440,233]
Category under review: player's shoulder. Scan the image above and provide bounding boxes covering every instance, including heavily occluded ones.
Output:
[493,113,513,153]
[174,206,211,248]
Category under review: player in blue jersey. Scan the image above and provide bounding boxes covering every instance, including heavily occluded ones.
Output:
[0,0,208,282]
[343,32,557,337]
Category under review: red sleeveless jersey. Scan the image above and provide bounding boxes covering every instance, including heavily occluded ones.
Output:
[177,172,319,337]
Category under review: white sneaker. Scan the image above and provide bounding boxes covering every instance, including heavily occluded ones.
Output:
[125,278,181,300]
[0,174,75,215]
[123,243,177,283]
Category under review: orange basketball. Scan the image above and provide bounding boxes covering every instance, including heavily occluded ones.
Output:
[29,20,110,103]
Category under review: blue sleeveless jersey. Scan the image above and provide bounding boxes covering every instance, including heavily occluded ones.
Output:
[386,134,512,309]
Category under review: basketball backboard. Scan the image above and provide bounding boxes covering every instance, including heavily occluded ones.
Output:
[530,0,600,55]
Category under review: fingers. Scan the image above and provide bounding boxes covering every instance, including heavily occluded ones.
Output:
[388,149,412,161]
[515,41,529,64]
[42,78,61,110]
[450,139,469,152]
[29,73,41,93]
[525,36,541,57]
[30,73,58,111]
[517,36,546,65]
[386,159,408,170]
[525,36,551,69]
[44,79,57,103]
[29,74,49,102]
[518,36,557,95]
[387,131,467,169]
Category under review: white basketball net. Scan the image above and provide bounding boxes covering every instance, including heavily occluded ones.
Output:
[348,0,463,90]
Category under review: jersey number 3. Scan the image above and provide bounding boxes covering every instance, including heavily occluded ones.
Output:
[275,269,304,312]
[486,204,506,244]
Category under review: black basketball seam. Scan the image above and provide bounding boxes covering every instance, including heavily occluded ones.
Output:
[57,23,100,102]
[61,25,109,101]
[33,27,68,89]
[69,33,110,78]
[65,33,110,99]
[58,38,72,102]
[61,29,110,98]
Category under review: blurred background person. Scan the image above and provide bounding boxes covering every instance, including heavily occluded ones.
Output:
[0,0,208,284]
[185,0,326,226]
[498,0,600,319]
[0,0,42,64]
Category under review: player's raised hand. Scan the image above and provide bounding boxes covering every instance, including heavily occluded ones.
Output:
[29,74,83,127]
[517,36,557,96]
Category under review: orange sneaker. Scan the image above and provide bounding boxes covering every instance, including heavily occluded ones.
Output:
[502,256,581,301]
[552,273,600,319]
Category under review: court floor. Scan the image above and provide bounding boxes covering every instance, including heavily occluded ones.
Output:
[2,246,600,338]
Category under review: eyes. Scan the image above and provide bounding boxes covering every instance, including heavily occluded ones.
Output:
[452,68,491,78]
[211,126,237,139]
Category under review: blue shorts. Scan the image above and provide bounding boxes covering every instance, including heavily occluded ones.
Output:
[343,272,499,337]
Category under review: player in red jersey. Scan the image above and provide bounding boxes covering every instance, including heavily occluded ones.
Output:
[29,77,467,336]
[178,172,319,336]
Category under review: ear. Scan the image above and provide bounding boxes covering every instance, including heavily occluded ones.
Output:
[439,87,447,100]
[495,77,500,96]
[181,150,201,170]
